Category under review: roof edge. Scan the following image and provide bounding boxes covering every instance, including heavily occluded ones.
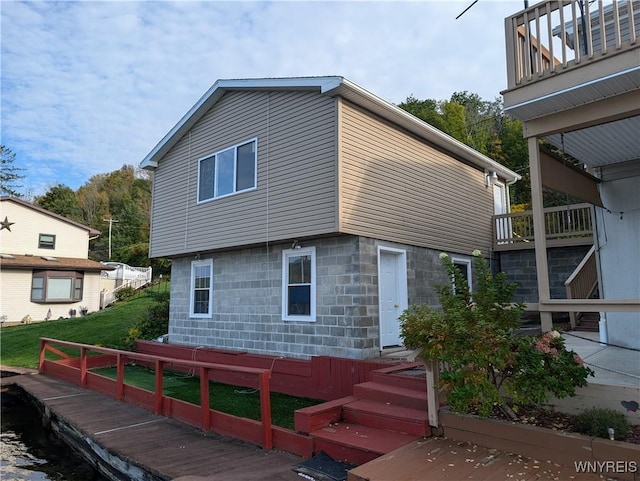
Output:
[0,197,101,236]
[140,76,345,169]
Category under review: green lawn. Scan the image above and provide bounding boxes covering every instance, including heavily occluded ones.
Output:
[92,365,320,429]
[0,294,155,368]
[1,289,321,429]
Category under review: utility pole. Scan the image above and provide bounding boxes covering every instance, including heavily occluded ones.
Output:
[102,217,119,259]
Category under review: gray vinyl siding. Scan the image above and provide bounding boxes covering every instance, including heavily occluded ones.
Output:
[338,100,494,256]
[149,90,338,258]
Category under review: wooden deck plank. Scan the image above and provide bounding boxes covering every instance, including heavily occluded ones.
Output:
[347,438,610,481]
[4,373,303,481]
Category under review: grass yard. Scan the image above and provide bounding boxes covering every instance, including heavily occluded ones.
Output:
[92,365,321,430]
[1,286,322,430]
[0,293,156,368]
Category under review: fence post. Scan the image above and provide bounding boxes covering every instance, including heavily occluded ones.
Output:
[38,339,46,373]
[116,353,125,401]
[80,347,87,388]
[425,359,440,429]
[155,360,164,415]
[200,367,210,431]
[259,371,272,449]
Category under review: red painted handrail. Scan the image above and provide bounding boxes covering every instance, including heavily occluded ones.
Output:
[38,337,273,449]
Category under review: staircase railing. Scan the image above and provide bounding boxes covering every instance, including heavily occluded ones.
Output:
[565,245,598,328]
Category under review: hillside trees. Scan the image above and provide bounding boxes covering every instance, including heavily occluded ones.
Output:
[398,92,531,205]
[34,165,167,274]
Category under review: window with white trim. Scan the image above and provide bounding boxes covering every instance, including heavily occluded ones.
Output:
[31,270,83,302]
[190,259,213,317]
[451,257,472,294]
[198,138,257,202]
[282,247,316,321]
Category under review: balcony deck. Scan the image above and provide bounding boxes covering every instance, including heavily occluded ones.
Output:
[493,203,593,251]
[502,0,640,162]
[504,0,639,93]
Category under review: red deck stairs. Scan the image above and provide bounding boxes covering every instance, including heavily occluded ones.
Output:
[294,363,430,465]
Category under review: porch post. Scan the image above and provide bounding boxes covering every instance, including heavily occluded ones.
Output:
[529,137,553,332]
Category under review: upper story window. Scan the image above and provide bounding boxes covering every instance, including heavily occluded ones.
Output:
[31,270,83,303]
[39,234,56,249]
[198,138,257,203]
[190,259,213,318]
[282,247,316,322]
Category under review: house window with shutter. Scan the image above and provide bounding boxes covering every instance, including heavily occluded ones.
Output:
[197,138,257,203]
[282,247,316,322]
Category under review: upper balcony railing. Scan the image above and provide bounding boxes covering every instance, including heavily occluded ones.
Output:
[505,0,639,88]
[493,203,593,250]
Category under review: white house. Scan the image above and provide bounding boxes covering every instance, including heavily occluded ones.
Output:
[0,197,111,324]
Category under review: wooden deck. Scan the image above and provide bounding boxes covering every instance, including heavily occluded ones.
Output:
[2,368,626,481]
[2,370,302,481]
[348,437,614,481]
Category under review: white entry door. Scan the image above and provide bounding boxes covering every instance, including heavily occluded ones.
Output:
[378,248,408,348]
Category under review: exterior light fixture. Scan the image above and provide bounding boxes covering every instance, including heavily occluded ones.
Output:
[485,170,499,186]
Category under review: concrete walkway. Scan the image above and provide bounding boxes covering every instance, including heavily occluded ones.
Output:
[563,331,640,387]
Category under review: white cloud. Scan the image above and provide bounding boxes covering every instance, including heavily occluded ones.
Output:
[1,0,522,196]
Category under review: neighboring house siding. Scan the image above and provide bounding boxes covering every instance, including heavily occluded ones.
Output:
[167,235,453,359]
[0,269,101,323]
[149,90,338,258]
[0,202,89,257]
[338,100,494,256]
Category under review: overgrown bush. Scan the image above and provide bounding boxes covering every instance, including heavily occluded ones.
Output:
[115,286,135,302]
[575,407,631,440]
[400,250,593,417]
[124,290,169,349]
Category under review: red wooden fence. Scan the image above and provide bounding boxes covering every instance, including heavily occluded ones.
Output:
[38,337,310,453]
[135,340,396,400]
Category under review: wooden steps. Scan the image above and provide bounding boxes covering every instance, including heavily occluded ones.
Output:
[295,364,430,466]
[353,381,428,410]
[575,312,600,332]
[342,399,429,436]
[311,422,419,466]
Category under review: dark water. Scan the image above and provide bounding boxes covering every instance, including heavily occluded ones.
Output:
[1,385,108,481]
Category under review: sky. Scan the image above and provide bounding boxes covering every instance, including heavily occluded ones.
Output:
[1,0,525,197]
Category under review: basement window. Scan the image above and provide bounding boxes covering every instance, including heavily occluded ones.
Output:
[282,247,316,322]
[451,257,472,293]
[190,259,213,318]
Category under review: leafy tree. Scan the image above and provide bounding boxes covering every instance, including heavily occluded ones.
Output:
[400,251,593,418]
[398,92,533,205]
[35,184,83,220]
[34,164,155,264]
[77,180,110,226]
[0,145,26,197]
[440,101,467,143]
[398,96,447,133]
